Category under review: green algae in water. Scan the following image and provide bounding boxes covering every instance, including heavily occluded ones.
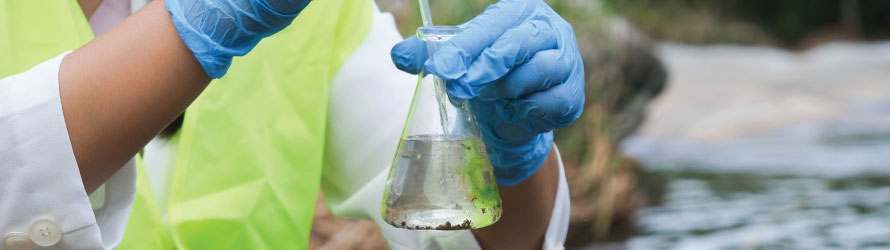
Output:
[382,134,502,230]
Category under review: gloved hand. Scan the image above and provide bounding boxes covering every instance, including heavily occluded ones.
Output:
[167,0,311,78]
[391,0,585,186]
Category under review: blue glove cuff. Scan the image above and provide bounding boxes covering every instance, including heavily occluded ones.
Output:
[166,0,304,78]
[167,0,229,78]
[485,131,554,186]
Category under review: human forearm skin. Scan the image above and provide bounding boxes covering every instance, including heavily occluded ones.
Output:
[59,0,211,193]
[473,144,560,250]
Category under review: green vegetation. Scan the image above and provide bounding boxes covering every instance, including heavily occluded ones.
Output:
[603,0,890,47]
[379,0,890,47]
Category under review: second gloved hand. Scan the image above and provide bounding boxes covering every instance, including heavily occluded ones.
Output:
[391,0,585,186]
[167,0,311,78]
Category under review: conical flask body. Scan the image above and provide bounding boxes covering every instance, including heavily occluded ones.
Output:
[381,26,502,230]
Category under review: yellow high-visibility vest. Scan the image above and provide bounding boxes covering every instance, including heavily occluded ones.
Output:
[0,0,372,249]
[0,0,93,78]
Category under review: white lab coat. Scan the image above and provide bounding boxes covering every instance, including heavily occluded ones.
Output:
[0,2,570,250]
[0,53,138,250]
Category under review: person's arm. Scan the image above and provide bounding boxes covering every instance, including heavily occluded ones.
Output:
[60,0,211,193]
[472,146,559,250]
[63,0,311,193]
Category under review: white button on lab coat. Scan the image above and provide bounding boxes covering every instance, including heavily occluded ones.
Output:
[0,53,137,250]
[28,220,62,247]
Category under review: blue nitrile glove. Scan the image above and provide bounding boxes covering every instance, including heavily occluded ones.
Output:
[391,0,585,186]
[167,0,311,78]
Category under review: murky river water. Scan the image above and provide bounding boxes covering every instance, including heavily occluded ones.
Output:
[629,172,890,249]
[615,42,890,249]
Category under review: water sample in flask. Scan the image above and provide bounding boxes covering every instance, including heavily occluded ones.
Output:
[381,26,502,230]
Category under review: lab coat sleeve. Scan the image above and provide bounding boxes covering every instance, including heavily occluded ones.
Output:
[320,2,570,250]
[0,52,137,250]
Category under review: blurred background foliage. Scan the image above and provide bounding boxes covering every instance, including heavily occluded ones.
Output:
[604,0,890,48]
[378,0,890,47]
[381,0,890,48]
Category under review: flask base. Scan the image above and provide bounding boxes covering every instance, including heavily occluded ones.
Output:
[385,208,480,230]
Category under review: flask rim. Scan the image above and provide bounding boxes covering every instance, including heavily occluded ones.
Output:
[417,26,463,41]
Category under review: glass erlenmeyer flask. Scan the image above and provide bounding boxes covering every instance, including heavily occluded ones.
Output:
[381,26,502,230]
